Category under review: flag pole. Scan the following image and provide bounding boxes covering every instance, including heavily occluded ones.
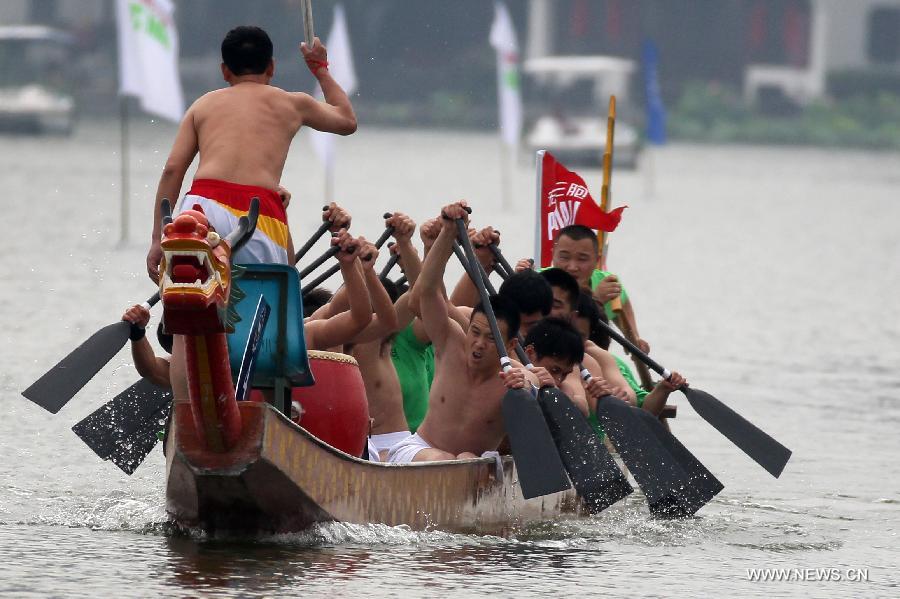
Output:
[119,95,130,245]
[533,150,544,264]
[598,95,615,270]
[302,0,329,202]
[600,95,654,391]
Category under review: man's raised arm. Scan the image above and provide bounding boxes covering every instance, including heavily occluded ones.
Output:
[296,38,357,135]
[305,230,372,350]
[411,202,469,350]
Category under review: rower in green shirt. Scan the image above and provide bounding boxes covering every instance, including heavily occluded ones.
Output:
[391,322,434,433]
[547,224,649,354]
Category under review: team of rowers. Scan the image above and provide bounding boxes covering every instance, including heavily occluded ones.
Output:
[127,196,686,464]
[122,25,685,465]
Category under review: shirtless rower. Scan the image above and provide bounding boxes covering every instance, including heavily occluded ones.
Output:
[388,202,534,462]
[344,218,415,460]
[121,304,172,389]
[304,229,373,351]
[146,25,357,281]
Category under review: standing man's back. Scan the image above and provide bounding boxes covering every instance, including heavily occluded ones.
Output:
[147,25,357,280]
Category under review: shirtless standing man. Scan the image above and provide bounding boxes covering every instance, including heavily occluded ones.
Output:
[146,25,357,280]
[388,202,534,463]
[145,26,357,400]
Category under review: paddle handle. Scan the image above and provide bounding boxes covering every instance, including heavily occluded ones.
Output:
[579,365,591,381]
[160,198,173,227]
[297,244,340,279]
[452,242,497,295]
[301,220,393,295]
[378,252,400,282]
[144,293,160,310]
[595,318,671,380]
[488,243,514,278]
[301,262,339,296]
[372,213,395,249]
[455,218,512,373]
[294,213,331,263]
[610,300,655,390]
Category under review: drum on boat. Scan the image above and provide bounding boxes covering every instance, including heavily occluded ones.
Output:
[289,350,369,458]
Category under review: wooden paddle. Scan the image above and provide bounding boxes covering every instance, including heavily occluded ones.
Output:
[454,217,571,499]
[593,318,792,478]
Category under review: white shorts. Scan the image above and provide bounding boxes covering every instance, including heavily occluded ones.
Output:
[366,430,410,462]
[386,432,434,464]
[175,179,290,265]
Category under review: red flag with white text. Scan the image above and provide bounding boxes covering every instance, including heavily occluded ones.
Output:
[537,151,626,267]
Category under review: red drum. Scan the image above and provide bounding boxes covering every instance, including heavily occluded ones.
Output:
[289,351,369,458]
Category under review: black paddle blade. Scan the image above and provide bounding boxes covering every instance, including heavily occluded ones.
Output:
[596,396,710,517]
[682,387,791,478]
[631,408,724,516]
[538,388,632,513]
[71,378,172,475]
[502,388,572,499]
[22,320,132,414]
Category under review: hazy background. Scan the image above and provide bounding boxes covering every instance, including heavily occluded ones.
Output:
[3,0,900,147]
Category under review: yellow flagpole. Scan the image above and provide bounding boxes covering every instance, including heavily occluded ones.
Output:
[599,95,655,391]
[598,95,615,270]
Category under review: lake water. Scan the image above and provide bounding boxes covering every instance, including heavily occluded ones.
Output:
[1,120,898,597]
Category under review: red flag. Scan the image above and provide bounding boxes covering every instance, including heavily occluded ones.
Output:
[538,152,626,268]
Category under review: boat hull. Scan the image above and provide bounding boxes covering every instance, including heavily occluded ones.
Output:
[166,400,586,535]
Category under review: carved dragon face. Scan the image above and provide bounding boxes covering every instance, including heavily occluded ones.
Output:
[159,206,231,335]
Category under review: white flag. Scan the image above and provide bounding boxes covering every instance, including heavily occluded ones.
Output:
[117,0,184,123]
[490,1,522,148]
[310,4,357,168]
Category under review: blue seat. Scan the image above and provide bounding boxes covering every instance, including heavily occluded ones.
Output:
[227,264,314,390]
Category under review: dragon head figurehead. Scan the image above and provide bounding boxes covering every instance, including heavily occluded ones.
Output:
[159,204,232,335]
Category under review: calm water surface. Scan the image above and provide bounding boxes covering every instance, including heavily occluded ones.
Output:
[1,121,898,597]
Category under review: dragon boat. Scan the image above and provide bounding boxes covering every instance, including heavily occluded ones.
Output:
[159,203,586,535]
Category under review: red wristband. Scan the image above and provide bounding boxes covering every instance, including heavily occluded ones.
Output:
[305,58,329,76]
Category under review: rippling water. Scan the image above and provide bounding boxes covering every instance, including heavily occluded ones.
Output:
[2,120,898,597]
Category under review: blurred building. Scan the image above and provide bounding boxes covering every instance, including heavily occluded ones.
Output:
[1,0,898,121]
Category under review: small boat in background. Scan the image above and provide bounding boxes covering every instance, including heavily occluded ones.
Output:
[0,26,75,135]
[524,55,641,169]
